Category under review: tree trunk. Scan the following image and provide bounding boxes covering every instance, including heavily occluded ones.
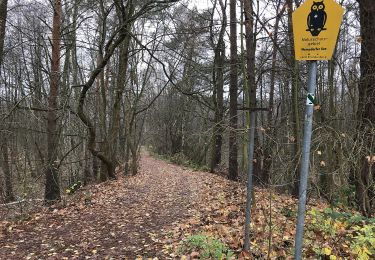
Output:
[228,0,238,180]
[263,3,285,184]
[45,0,62,204]
[286,0,302,197]
[0,0,10,202]
[0,0,7,66]
[107,35,132,176]
[355,0,375,217]
[99,1,134,180]
[2,142,14,202]
[240,0,249,175]
[244,0,256,179]
[210,0,226,173]
[320,59,336,202]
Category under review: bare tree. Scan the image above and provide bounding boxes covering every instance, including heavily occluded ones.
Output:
[0,0,6,65]
[228,0,238,180]
[45,0,62,203]
[209,0,226,173]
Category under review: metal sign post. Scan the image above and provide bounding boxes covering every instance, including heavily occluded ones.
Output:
[244,110,256,252]
[242,106,269,252]
[294,60,317,259]
[292,1,344,258]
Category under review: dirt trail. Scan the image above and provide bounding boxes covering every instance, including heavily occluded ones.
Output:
[1,153,346,259]
[0,154,210,259]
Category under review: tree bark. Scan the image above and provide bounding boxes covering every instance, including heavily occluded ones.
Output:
[78,0,162,182]
[263,3,285,184]
[0,0,7,66]
[355,0,375,217]
[286,0,302,197]
[210,0,226,173]
[0,0,10,202]
[106,29,132,178]
[243,0,257,181]
[2,142,14,202]
[45,0,62,204]
[228,0,238,180]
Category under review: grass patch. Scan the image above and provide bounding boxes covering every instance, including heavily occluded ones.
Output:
[178,234,234,259]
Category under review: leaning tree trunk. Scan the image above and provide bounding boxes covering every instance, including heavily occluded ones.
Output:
[45,0,62,204]
[228,0,238,180]
[355,0,375,217]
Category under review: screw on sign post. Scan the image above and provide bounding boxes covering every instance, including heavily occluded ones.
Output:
[292,0,344,259]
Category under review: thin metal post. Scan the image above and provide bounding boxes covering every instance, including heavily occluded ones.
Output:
[294,60,317,259]
[244,110,256,251]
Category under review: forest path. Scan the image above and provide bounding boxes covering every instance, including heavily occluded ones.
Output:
[0,153,215,259]
[0,154,353,259]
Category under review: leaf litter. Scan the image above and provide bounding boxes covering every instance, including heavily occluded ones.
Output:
[0,153,373,259]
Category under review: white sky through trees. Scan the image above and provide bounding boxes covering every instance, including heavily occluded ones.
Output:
[189,0,210,10]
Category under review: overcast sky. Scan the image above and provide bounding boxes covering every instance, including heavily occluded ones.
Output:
[188,0,210,10]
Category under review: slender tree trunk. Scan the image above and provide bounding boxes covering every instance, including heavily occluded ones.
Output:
[83,148,92,185]
[286,0,302,197]
[2,142,14,202]
[45,0,62,203]
[244,0,256,178]
[0,0,7,66]
[124,138,131,174]
[98,50,108,181]
[71,0,79,98]
[355,0,375,217]
[320,59,336,202]
[228,0,238,180]
[0,0,9,202]
[240,0,249,175]
[107,33,131,159]
[95,1,109,181]
[210,0,226,173]
[263,3,285,184]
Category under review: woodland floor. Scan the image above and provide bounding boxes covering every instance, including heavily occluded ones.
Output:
[0,153,372,259]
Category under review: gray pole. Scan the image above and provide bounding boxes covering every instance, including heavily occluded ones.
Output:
[244,110,256,251]
[294,60,317,259]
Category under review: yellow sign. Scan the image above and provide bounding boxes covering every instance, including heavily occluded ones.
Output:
[292,0,344,60]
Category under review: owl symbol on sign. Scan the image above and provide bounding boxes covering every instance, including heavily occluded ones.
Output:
[306,1,327,36]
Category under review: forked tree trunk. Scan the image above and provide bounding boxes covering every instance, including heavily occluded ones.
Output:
[98,0,134,180]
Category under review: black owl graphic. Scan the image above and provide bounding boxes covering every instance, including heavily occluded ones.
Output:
[306,1,327,36]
